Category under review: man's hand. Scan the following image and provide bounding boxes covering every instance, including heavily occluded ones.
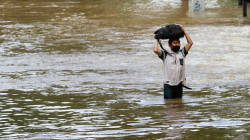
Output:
[177,24,185,31]
[154,34,159,39]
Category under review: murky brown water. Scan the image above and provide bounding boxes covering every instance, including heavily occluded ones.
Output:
[0,0,249,139]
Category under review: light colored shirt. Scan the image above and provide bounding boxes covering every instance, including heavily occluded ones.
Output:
[159,47,188,86]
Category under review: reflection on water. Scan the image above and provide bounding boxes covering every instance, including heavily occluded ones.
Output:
[162,99,186,139]
[0,0,249,139]
[0,86,249,139]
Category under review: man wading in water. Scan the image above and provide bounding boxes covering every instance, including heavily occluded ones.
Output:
[153,25,193,99]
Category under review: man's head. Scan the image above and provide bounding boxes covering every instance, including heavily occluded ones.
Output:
[168,38,180,52]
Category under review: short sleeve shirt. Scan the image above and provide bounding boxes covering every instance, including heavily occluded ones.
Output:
[158,47,188,86]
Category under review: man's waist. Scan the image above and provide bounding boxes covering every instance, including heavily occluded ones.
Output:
[164,81,182,86]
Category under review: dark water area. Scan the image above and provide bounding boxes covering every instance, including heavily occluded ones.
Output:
[0,0,250,139]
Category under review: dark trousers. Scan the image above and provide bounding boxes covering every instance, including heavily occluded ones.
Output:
[164,82,183,99]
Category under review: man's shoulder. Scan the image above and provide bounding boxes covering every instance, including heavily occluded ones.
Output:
[179,47,188,57]
[159,50,168,60]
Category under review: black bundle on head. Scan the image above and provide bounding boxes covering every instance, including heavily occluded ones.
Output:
[154,24,184,40]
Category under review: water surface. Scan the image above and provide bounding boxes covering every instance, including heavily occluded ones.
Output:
[0,0,249,139]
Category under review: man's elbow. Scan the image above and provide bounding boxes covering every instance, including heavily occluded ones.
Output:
[154,50,160,54]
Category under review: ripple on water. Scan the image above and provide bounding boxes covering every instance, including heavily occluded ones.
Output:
[177,120,249,129]
[0,0,249,139]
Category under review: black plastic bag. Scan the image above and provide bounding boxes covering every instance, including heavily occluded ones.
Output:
[154,24,184,39]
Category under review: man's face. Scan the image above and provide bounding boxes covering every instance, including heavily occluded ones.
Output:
[170,40,180,49]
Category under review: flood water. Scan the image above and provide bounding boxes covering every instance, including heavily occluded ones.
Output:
[0,0,250,139]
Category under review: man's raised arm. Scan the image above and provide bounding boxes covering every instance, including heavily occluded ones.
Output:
[179,25,193,52]
[153,38,162,56]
